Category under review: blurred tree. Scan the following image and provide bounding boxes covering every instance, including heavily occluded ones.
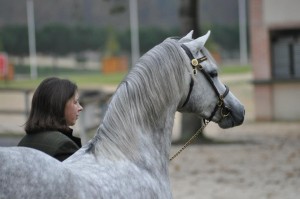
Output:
[138,27,179,53]
[210,24,239,50]
[0,37,3,52]
[36,24,72,73]
[37,24,71,56]
[179,0,200,37]
[0,25,29,56]
[69,26,105,53]
[104,28,121,57]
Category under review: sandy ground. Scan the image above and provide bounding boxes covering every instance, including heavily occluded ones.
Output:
[1,73,300,198]
[170,121,300,199]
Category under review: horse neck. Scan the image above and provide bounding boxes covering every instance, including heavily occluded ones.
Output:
[92,45,185,169]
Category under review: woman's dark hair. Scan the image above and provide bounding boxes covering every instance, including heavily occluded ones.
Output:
[25,77,78,134]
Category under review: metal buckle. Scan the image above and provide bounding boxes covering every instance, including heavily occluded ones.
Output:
[217,100,223,107]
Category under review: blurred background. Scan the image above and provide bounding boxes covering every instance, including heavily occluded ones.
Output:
[0,0,300,198]
[0,0,245,77]
[0,0,250,140]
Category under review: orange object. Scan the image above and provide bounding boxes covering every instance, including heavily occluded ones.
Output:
[102,56,128,74]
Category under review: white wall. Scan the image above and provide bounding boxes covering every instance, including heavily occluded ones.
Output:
[273,83,300,120]
[263,0,300,25]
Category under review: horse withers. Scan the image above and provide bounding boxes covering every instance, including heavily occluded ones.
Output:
[0,30,244,199]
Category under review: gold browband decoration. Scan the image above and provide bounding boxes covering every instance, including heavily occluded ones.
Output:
[191,57,207,67]
[191,59,198,66]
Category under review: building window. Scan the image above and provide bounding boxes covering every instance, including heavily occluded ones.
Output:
[271,29,300,79]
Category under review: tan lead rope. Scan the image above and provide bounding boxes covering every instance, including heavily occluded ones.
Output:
[169,120,209,161]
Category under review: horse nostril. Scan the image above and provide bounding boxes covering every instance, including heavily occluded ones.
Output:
[221,106,231,117]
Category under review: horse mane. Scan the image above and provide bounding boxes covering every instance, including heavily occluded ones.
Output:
[86,38,187,159]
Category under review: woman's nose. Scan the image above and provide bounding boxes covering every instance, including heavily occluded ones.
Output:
[78,104,83,111]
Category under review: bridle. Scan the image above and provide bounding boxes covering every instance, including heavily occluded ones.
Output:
[169,44,231,161]
[180,44,231,122]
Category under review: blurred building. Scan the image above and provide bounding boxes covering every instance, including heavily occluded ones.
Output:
[250,0,300,121]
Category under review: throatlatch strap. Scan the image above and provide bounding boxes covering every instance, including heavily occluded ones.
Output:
[181,77,194,108]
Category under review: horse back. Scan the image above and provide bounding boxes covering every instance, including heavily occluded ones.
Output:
[0,147,80,199]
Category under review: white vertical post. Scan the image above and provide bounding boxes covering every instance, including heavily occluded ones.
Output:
[238,0,248,65]
[129,0,140,66]
[27,0,37,79]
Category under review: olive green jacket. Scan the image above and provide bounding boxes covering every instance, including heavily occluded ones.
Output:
[18,131,81,161]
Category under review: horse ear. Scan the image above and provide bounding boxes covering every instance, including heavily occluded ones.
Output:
[183,30,211,57]
[196,30,211,48]
[178,30,194,43]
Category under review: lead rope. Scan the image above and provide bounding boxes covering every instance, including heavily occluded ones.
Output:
[169,120,210,161]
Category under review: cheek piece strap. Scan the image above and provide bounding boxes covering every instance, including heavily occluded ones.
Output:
[180,44,231,122]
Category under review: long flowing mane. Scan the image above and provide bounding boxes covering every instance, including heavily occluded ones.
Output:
[87,38,187,161]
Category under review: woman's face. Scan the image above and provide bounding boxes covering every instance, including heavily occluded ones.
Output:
[64,91,83,126]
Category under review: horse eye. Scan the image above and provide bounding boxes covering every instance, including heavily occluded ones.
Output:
[209,71,218,78]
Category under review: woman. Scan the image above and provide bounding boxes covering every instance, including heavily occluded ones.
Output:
[18,77,83,161]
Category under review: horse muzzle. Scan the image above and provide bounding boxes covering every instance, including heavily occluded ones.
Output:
[218,105,245,129]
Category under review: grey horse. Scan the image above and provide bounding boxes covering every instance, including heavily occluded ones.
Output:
[0,31,244,199]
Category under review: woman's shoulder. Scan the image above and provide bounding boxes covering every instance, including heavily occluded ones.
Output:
[18,131,79,149]
[18,131,81,160]
[19,131,66,142]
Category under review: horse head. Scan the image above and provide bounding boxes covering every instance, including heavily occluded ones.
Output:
[178,30,245,129]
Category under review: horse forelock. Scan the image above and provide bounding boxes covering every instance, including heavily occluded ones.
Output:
[88,39,188,158]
